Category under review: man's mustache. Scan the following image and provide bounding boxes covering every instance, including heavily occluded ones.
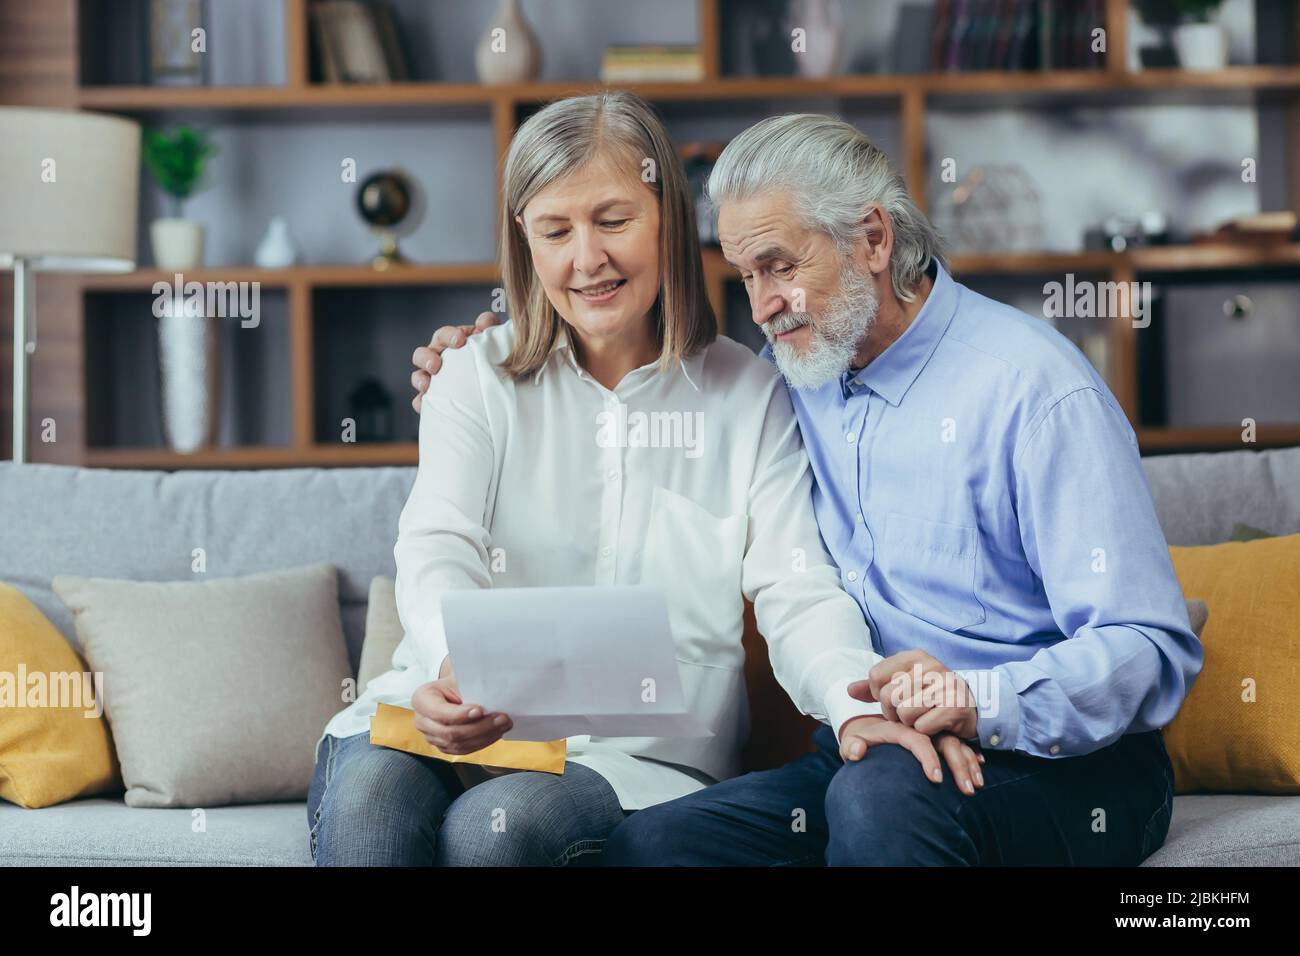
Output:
[763,312,813,341]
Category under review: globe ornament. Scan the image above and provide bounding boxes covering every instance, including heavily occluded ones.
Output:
[356,169,422,270]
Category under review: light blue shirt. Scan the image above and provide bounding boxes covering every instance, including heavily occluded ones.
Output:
[775,259,1203,758]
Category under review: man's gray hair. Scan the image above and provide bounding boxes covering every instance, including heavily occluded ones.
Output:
[707,114,947,303]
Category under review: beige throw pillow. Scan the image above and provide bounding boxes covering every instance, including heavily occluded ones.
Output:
[53,563,352,808]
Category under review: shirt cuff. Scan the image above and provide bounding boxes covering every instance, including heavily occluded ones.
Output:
[953,667,1021,752]
[824,677,884,742]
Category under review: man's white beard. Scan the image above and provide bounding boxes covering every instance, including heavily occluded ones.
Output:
[765,262,879,391]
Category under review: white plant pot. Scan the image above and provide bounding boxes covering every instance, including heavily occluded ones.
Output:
[150,218,206,270]
[1172,22,1228,71]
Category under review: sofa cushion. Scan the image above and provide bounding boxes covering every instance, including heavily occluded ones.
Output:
[0,583,121,808]
[1143,794,1300,866]
[52,563,352,808]
[0,798,311,866]
[358,575,402,691]
[1164,534,1300,795]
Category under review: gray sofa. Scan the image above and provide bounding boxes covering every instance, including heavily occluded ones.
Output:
[1,447,1297,866]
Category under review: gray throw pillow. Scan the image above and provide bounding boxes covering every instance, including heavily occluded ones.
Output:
[53,563,352,808]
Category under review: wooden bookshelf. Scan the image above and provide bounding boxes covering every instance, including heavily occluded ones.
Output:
[60,0,1300,467]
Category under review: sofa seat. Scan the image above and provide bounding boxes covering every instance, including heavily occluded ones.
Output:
[4,793,1298,866]
[1143,795,1300,866]
[0,797,313,866]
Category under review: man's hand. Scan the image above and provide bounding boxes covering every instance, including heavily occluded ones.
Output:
[410,312,502,412]
[410,671,512,755]
[849,649,979,740]
[839,715,985,796]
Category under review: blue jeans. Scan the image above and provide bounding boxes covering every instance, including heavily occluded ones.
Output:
[306,732,627,866]
[603,724,1175,866]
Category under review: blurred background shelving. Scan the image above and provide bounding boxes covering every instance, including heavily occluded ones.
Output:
[2,0,1299,467]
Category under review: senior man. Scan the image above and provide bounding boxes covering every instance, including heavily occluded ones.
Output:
[412,114,1202,866]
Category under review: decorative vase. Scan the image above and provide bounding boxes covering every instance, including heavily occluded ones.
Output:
[787,0,843,78]
[1172,22,1228,71]
[254,215,298,268]
[474,0,542,85]
[150,217,205,270]
[157,302,221,454]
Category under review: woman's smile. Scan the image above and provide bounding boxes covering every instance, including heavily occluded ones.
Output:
[571,278,627,304]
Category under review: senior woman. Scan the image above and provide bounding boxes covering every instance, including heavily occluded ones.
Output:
[308,92,982,867]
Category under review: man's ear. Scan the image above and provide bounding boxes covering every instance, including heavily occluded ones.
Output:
[858,204,892,276]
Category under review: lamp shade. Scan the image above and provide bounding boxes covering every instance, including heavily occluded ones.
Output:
[0,107,140,273]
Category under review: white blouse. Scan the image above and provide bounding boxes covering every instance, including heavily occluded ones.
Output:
[320,322,882,810]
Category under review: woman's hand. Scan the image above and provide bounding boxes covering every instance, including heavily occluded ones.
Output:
[410,673,513,755]
[410,312,502,412]
[838,715,985,796]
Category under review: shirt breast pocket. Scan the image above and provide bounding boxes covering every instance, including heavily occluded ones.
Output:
[880,511,986,633]
[639,486,747,663]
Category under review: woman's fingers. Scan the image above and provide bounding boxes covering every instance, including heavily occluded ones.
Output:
[473,311,500,332]
[893,726,943,784]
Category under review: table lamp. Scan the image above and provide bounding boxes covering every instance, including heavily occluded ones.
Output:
[0,106,140,463]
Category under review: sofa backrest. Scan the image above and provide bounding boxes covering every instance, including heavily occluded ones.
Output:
[1140,446,1300,545]
[0,462,417,671]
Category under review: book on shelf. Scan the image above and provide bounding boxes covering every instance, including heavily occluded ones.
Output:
[931,0,1104,73]
[600,45,704,83]
[312,0,408,84]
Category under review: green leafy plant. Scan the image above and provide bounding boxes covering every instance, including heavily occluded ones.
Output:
[1174,0,1225,22]
[141,126,218,217]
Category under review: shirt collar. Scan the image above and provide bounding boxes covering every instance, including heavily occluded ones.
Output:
[849,257,956,406]
[532,322,704,392]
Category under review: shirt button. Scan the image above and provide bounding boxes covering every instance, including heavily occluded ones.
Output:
[601,546,612,557]
[846,570,859,582]
[989,733,1001,746]
[1049,744,1061,755]
[856,512,863,523]
[845,432,857,443]
[606,469,618,481]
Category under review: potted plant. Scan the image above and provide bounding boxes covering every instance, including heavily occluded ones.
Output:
[1170,0,1228,71]
[142,125,217,269]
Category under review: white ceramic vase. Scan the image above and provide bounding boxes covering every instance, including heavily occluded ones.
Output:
[1172,22,1228,71]
[157,301,221,454]
[475,0,542,85]
[788,0,843,78]
[150,217,205,270]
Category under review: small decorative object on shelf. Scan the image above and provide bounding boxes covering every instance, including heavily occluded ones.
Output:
[600,46,703,83]
[475,0,542,85]
[786,0,843,78]
[141,124,217,270]
[1085,210,1170,252]
[348,376,394,442]
[313,0,408,83]
[355,168,422,270]
[932,164,1044,253]
[157,296,221,455]
[1193,211,1299,246]
[148,0,207,87]
[254,216,300,268]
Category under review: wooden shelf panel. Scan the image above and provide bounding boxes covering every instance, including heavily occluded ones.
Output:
[79,263,500,291]
[83,443,419,470]
[76,66,1300,112]
[1137,426,1300,451]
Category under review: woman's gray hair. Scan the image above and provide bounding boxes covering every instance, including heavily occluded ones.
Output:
[707,114,946,303]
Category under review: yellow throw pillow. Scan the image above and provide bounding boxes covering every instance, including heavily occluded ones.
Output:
[1164,534,1300,794]
[0,583,121,808]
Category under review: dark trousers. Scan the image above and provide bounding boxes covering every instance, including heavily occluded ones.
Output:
[603,724,1175,866]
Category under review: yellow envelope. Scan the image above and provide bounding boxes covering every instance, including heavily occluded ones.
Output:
[369,702,566,775]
